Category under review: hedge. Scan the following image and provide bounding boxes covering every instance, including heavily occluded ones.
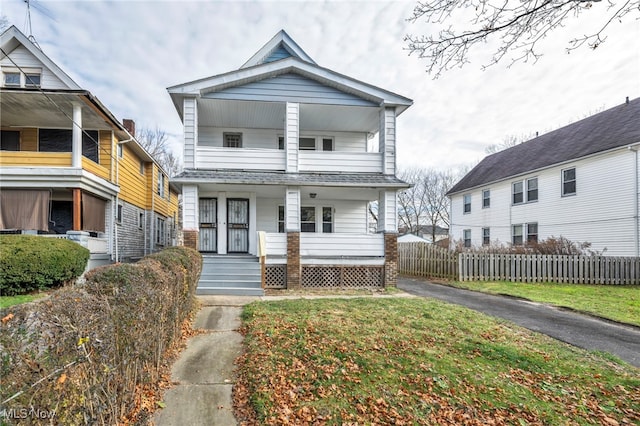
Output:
[0,246,202,425]
[0,235,90,296]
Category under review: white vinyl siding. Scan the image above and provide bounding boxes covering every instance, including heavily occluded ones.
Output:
[183,97,197,168]
[449,148,638,256]
[0,45,68,89]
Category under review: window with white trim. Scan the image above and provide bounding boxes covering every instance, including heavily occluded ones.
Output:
[482,189,490,208]
[223,132,242,148]
[562,168,576,196]
[299,137,315,150]
[527,223,538,244]
[512,224,523,245]
[482,227,490,246]
[322,207,333,233]
[527,178,538,202]
[463,229,471,248]
[513,177,538,204]
[157,172,165,196]
[156,217,165,245]
[300,206,316,232]
[463,194,471,214]
[4,72,20,87]
[116,204,123,224]
[25,73,41,87]
[278,205,285,233]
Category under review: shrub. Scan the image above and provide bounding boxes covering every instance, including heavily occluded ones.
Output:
[0,246,202,424]
[0,235,90,296]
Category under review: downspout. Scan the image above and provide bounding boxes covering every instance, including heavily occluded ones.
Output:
[629,145,639,257]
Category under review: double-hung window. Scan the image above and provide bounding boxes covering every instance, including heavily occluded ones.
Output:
[25,73,41,87]
[463,229,471,247]
[562,168,576,196]
[300,206,316,232]
[463,194,471,214]
[527,223,538,243]
[4,72,20,87]
[157,173,165,197]
[512,224,523,245]
[482,227,490,246]
[322,207,333,233]
[513,177,538,204]
[223,132,242,148]
[482,189,490,208]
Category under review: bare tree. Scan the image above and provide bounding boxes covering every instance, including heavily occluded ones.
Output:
[485,132,538,154]
[405,0,639,77]
[398,167,459,241]
[136,127,182,177]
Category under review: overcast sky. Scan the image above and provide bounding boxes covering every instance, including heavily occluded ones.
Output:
[3,0,639,172]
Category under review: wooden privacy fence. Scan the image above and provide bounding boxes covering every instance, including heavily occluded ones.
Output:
[459,253,640,285]
[398,242,640,285]
[398,242,457,280]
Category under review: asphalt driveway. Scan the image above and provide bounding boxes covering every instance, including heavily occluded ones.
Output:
[398,277,640,368]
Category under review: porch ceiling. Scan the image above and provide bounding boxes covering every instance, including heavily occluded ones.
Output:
[196,98,380,133]
[0,90,118,131]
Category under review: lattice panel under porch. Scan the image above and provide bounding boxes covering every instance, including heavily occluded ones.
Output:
[301,265,384,289]
[265,265,287,289]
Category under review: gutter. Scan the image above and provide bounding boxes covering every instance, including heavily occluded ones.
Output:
[630,145,639,257]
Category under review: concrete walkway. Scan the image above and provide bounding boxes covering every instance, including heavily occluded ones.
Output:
[153,295,260,426]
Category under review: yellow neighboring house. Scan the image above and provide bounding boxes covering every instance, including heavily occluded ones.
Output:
[0,26,179,267]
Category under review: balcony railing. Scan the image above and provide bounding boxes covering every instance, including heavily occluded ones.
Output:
[259,232,384,258]
[196,147,286,170]
[298,151,383,173]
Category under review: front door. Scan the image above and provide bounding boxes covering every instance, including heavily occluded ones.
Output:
[199,198,217,252]
[227,198,249,253]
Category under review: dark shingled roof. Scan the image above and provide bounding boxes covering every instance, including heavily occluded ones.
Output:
[448,98,640,195]
[172,169,410,188]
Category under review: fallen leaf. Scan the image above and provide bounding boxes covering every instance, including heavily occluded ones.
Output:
[1,313,14,324]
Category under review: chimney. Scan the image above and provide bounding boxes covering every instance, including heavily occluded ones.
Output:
[123,119,135,137]
[626,96,629,104]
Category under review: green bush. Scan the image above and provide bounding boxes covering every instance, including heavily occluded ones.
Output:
[0,246,202,424]
[0,235,90,295]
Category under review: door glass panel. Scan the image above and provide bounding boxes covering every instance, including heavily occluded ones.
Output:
[199,198,217,252]
[227,199,249,253]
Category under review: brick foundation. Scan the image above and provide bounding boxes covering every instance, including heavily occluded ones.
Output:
[384,232,398,287]
[182,230,199,251]
[286,232,301,289]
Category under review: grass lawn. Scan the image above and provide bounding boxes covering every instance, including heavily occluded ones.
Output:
[235,298,640,425]
[441,281,640,327]
[0,292,47,309]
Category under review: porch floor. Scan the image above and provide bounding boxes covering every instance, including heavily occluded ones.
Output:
[198,255,264,296]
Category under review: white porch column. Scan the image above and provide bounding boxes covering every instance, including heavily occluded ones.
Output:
[218,192,227,254]
[285,186,300,231]
[377,189,398,233]
[285,102,299,172]
[72,102,82,168]
[379,106,396,175]
[182,185,199,250]
[183,96,198,169]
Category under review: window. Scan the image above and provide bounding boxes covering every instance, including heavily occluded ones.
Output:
[527,223,538,244]
[278,205,285,233]
[278,136,285,150]
[116,204,123,224]
[322,138,334,151]
[138,212,144,229]
[463,229,471,248]
[157,173,165,197]
[463,194,471,214]
[38,129,99,162]
[223,132,242,148]
[156,217,165,245]
[117,144,123,158]
[139,160,145,175]
[25,73,41,87]
[527,178,538,202]
[4,72,20,87]
[562,168,576,196]
[300,206,316,232]
[482,189,490,208]
[512,224,523,245]
[299,137,316,150]
[1,130,20,151]
[512,182,524,204]
[482,227,490,246]
[322,207,333,233]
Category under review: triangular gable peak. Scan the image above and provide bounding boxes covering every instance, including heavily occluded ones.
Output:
[0,25,80,90]
[241,30,316,68]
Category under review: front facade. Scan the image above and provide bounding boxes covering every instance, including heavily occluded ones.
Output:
[0,26,179,265]
[448,98,640,257]
[169,31,412,291]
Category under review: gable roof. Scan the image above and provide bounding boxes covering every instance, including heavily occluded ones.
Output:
[167,31,412,117]
[448,97,640,195]
[0,25,80,90]
[241,29,316,68]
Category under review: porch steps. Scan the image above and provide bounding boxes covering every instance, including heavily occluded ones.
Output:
[197,255,264,296]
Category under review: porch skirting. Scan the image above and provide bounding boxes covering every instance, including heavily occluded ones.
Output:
[264,264,384,290]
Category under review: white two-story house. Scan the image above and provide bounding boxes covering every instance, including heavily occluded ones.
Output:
[169,30,412,294]
[448,97,640,257]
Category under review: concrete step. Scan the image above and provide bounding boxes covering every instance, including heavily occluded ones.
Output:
[196,286,264,296]
[200,273,261,281]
